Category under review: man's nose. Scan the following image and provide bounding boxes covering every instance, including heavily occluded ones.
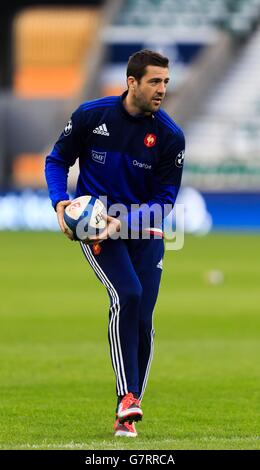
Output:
[157,82,166,94]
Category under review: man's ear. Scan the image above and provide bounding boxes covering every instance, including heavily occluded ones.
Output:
[127,76,136,90]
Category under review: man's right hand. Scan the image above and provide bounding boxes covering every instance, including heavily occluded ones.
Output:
[56,200,73,240]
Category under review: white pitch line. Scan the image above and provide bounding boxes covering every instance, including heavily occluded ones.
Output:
[0,435,259,450]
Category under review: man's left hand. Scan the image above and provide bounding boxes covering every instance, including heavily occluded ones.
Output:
[83,215,121,245]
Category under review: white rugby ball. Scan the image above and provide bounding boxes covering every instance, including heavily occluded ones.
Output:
[64,195,106,241]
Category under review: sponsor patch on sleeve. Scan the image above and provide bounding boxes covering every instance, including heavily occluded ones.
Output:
[63,119,73,136]
[175,150,185,167]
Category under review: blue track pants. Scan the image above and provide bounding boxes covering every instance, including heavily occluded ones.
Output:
[81,237,164,401]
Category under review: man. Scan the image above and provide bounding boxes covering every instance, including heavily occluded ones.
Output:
[45,49,185,437]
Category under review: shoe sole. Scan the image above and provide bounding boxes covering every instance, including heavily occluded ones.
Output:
[115,430,137,437]
[118,409,143,424]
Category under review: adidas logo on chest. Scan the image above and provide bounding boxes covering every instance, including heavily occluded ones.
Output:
[93,123,110,136]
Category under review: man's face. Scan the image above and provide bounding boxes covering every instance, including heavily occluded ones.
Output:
[131,65,170,114]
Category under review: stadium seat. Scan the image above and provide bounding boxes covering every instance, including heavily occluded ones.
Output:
[13,7,101,98]
[12,153,45,187]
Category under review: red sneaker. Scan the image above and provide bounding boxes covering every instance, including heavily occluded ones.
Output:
[114,419,137,437]
[117,393,143,423]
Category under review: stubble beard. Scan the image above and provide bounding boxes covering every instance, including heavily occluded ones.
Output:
[133,92,162,114]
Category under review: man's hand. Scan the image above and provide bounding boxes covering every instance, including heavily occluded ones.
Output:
[83,214,121,245]
[56,200,74,240]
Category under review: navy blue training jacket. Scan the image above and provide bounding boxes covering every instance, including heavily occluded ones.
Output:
[45,91,185,232]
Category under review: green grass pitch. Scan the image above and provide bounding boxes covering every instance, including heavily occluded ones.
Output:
[0,232,259,450]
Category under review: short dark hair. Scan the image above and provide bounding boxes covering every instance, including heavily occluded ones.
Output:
[126,49,169,82]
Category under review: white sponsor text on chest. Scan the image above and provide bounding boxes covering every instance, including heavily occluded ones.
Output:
[133,160,152,170]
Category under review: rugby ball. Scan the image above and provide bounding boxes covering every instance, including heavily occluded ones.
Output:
[64,195,106,241]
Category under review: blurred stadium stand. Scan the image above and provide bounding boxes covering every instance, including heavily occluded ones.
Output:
[0,0,260,232]
[11,5,102,188]
[13,7,101,98]
[0,0,119,189]
[182,24,260,191]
